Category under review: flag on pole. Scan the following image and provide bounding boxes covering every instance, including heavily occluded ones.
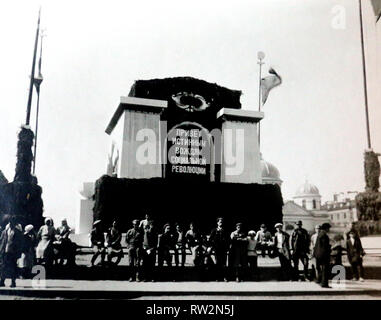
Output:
[260,68,282,105]
[371,0,381,22]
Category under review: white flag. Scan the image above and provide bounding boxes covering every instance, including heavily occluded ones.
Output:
[261,68,282,105]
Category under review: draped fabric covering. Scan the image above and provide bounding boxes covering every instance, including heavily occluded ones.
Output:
[0,127,44,228]
[93,175,283,234]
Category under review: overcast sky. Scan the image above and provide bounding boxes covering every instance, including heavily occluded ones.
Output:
[0,0,380,227]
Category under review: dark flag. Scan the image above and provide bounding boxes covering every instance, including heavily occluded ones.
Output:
[371,0,381,22]
[260,68,282,105]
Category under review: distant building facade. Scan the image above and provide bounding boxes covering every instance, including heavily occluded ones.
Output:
[283,181,329,234]
[322,192,358,233]
[283,179,359,234]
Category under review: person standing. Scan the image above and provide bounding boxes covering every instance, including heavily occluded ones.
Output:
[157,224,175,268]
[185,222,202,266]
[309,225,321,281]
[331,235,346,266]
[174,223,186,267]
[139,213,151,230]
[229,223,247,282]
[36,217,56,267]
[0,216,24,287]
[273,223,292,281]
[18,225,37,278]
[141,221,158,282]
[106,220,123,266]
[346,231,365,281]
[247,230,259,281]
[255,224,273,257]
[126,219,143,281]
[291,221,310,281]
[90,220,106,267]
[313,223,332,288]
[209,217,229,281]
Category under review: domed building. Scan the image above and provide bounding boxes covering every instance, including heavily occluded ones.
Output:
[260,155,282,186]
[283,180,329,233]
[293,180,321,210]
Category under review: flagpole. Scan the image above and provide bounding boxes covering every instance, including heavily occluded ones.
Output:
[257,51,265,147]
[358,0,372,149]
[33,31,44,175]
[26,9,41,126]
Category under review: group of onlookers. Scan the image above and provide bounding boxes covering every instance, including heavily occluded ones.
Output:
[0,214,367,288]
[90,214,367,286]
[0,216,76,288]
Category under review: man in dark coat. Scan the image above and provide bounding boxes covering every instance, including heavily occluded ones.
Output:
[291,220,310,280]
[141,221,158,282]
[209,217,229,281]
[313,223,332,288]
[346,231,365,281]
[90,220,106,267]
[229,222,247,282]
[174,223,186,267]
[0,216,24,287]
[106,220,123,266]
[273,223,292,281]
[126,219,143,281]
[157,223,175,268]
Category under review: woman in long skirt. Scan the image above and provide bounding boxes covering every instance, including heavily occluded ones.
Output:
[36,218,56,267]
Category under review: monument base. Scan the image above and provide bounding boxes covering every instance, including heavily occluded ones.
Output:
[93,175,283,233]
[355,191,381,236]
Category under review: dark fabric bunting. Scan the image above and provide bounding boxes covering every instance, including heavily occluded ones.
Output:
[93,175,283,234]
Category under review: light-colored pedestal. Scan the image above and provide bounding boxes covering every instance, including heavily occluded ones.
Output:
[217,108,263,184]
[106,97,167,178]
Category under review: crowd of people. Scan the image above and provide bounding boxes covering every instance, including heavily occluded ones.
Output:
[90,214,367,287]
[0,216,76,287]
[0,214,366,288]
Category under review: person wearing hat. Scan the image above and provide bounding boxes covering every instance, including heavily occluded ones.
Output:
[291,220,310,281]
[0,216,24,287]
[141,220,158,282]
[185,222,202,266]
[247,230,259,281]
[126,219,144,281]
[106,220,124,266]
[174,223,186,268]
[273,223,292,281]
[36,217,56,267]
[313,222,332,288]
[157,223,176,268]
[346,231,365,281]
[90,220,106,267]
[54,218,76,266]
[209,217,229,281]
[229,222,247,282]
[255,224,273,257]
[18,224,37,278]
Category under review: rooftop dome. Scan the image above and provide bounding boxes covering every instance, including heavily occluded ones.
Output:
[260,155,282,185]
[295,180,320,197]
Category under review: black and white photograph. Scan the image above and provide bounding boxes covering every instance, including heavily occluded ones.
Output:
[0,0,381,307]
